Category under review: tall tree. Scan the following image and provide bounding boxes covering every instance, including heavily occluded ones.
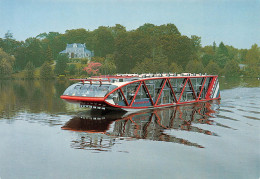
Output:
[191,35,202,57]
[223,59,240,77]
[25,61,35,79]
[0,48,15,77]
[54,54,68,75]
[205,60,220,75]
[185,60,204,73]
[215,42,230,68]
[244,44,260,77]
[40,62,54,79]
[0,58,12,78]
[93,26,115,57]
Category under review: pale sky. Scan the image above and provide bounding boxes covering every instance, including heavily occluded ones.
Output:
[0,0,259,49]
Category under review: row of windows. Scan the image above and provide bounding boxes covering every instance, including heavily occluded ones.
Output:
[108,77,212,106]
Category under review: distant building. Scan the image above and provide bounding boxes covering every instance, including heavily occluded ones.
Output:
[60,43,94,59]
[239,64,247,71]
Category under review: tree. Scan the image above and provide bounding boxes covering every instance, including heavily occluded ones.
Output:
[45,45,54,62]
[111,24,126,37]
[101,60,117,75]
[83,62,102,75]
[161,35,195,68]
[23,38,45,68]
[191,35,202,57]
[0,58,12,78]
[40,62,54,79]
[93,26,115,57]
[131,58,155,73]
[218,42,229,56]
[1,31,20,55]
[244,44,260,77]
[213,41,216,53]
[0,48,15,78]
[169,62,183,73]
[215,42,230,68]
[100,55,116,75]
[153,54,169,73]
[0,48,15,65]
[185,60,204,73]
[202,54,214,67]
[215,53,229,68]
[68,64,76,75]
[223,60,240,77]
[54,54,68,75]
[205,60,220,75]
[25,61,35,79]
[131,55,168,74]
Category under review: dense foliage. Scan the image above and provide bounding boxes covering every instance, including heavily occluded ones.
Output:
[0,23,259,78]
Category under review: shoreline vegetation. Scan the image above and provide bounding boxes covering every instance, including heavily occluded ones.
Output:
[0,23,259,80]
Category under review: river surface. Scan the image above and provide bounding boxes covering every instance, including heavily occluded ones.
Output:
[0,78,259,179]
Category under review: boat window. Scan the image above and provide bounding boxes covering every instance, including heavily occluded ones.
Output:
[108,89,127,106]
[126,82,140,101]
[63,84,78,96]
[63,83,118,97]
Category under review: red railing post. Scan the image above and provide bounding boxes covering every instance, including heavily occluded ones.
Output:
[188,78,197,100]
[166,78,177,103]
[130,81,142,106]
[197,77,207,101]
[143,81,154,106]
[178,78,188,103]
[119,88,129,106]
[205,77,216,99]
[155,79,167,106]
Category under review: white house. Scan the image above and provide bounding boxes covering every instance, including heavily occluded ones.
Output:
[60,43,94,59]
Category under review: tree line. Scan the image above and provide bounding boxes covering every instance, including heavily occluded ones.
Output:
[0,24,259,79]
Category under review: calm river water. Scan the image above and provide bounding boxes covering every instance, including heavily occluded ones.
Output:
[0,78,259,179]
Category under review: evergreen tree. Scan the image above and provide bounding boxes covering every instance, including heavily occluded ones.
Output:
[213,41,216,53]
[68,64,76,75]
[25,61,35,79]
[40,62,54,79]
[54,54,68,75]
[215,42,230,68]
[46,45,54,62]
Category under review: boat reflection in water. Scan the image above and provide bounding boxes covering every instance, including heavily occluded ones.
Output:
[62,101,224,151]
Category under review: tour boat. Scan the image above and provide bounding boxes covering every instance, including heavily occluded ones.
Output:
[60,73,220,111]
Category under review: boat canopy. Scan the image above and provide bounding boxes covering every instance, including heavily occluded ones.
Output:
[63,83,118,97]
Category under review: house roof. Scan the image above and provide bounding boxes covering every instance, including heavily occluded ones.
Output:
[59,43,93,56]
[66,43,86,48]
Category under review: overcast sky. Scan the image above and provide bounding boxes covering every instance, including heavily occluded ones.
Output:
[0,0,259,49]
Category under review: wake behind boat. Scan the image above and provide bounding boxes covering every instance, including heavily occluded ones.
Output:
[60,73,220,111]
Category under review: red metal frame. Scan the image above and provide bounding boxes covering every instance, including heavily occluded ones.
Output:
[197,77,207,100]
[187,78,197,100]
[166,79,177,103]
[155,79,167,106]
[143,81,154,105]
[130,82,142,106]
[178,78,188,103]
[119,88,129,106]
[61,75,220,110]
[206,77,217,99]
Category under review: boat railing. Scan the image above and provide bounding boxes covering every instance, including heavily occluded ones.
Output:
[70,78,111,85]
